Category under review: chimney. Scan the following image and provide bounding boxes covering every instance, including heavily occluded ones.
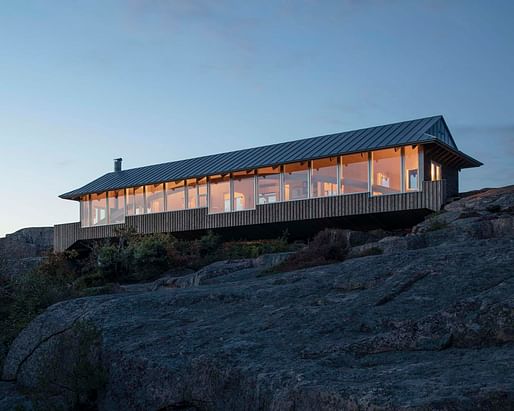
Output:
[114,158,122,172]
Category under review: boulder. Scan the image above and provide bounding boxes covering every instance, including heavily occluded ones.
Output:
[0,227,53,278]
[3,235,514,410]
[445,185,514,212]
[3,187,514,409]
[0,382,33,411]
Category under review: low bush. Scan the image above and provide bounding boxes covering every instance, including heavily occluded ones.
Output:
[272,228,350,273]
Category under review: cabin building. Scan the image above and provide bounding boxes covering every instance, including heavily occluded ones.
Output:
[54,115,481,251]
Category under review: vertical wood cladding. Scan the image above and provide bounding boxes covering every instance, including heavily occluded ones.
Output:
[423,145,460,197]
[54,180,446,251]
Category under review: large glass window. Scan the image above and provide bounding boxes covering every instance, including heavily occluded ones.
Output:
[80,195,90,228]
[257,166,281,204]
[186,179,198,209]
[341,153,369,194]
[134,186,145,215]
[232,171,255,211]
[404,146,419,191]
[209,175,231,213]
[126,188,135,216]
[108,190,125,224]
[284,162,309,201]
[372,148,402,195]
[311,157,338,197]
[198,177,207,208]
[90,192,107,226]
[166,181,185,211]
[145,184,164,213]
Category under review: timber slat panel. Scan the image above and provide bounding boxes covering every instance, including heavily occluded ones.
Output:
[54,180,446,251]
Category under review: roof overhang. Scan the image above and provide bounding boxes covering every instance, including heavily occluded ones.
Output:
[424,141,482,170]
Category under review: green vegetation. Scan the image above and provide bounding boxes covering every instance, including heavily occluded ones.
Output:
[270,228,350,273]
[0,230,292,371]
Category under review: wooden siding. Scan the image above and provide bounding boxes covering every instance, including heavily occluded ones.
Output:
[54,180,446,252]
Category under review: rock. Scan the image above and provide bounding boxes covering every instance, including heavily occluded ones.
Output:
[253,252,294,268]
[156,253,295,290]
[0,382,33,411]
[0,227,53,278]
[445,185,514,212]
[3,186,514,409]
[4,234,514,409]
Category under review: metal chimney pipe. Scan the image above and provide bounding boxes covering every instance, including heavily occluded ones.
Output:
[114,158,122,172]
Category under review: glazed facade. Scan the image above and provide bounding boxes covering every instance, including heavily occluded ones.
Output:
[79,145,428,228]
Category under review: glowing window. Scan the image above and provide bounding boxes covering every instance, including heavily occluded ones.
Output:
[404,146,419,191]
[108,190,125,224]
[198,177,207,208]
[145,184,164,213]
[90,192,107,226]
[209,175,231,213]
[126,188,135,216]
[165,181,185,211]
[372,148,401,195]
[232,171,255,211]
[431,161,442,181]
[284,162,309,201]
[186,179,198,209]
[80,195,90,228]
[341,153,368,194]
[134,186,145,215]
[257,166,281,204]
[311,157,338,197]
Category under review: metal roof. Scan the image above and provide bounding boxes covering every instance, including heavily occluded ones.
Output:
[60,115,481,200]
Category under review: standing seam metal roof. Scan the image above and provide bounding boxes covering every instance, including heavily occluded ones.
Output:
[60,115,481,200]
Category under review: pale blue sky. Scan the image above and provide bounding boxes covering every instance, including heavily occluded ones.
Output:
[1,0,513,236]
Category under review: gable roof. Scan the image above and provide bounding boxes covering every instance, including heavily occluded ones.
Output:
[60,115,481,200]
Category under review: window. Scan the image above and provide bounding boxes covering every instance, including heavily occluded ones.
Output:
[284,162,309,201]
[126,188,135,216]
[198,177,207,208]
[80,195,90,228]
[431,161,442,181]
[232,171,255,211]
[134,186,145,215]
[257,166,281,204]
[166,181,185,211]
[311,157,338,197]
[90,192,107,226]
[371,148,402,195]
[146,184,164,213]
[341,153,368,194]
[108,190,125,224]
[186,179,198,209]
[404,146,419,191]
[209,175,231,213]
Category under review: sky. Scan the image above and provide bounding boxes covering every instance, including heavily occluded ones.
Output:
[0,0,513,237]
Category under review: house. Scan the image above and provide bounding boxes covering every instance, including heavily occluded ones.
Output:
[54,115,481,251]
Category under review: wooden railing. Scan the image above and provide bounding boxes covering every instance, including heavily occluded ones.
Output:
[54,180,446,252]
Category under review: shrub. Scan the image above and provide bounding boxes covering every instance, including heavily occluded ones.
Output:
[198,231,222,257]
[272,228,350,273]
[131,234,174,281]
[222,238,290,260]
